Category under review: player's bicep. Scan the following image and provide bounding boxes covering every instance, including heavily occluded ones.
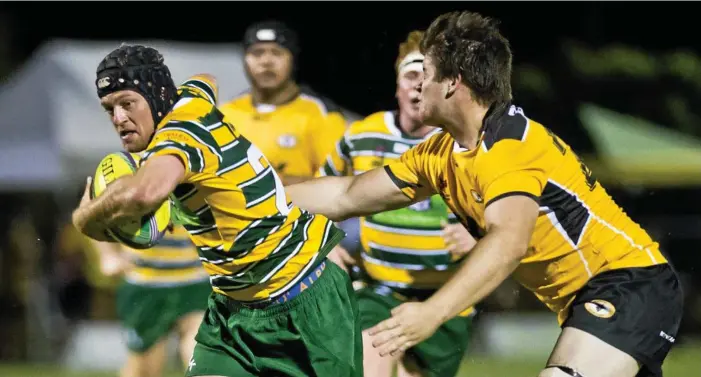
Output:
[132,154,185,208]
[484,194,539,255]
[383,158,432,201]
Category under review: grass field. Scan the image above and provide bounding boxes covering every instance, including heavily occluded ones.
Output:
[1,342,699,377]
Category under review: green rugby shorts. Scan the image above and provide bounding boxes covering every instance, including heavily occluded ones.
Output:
[186,261,363,377]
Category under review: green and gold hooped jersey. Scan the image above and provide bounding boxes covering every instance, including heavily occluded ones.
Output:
[320,111,473,316]
[122,225,209,287]
[141,75,344,302]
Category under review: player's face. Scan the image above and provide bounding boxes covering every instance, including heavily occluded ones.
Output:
[418,55,446,125]
[100,90,155,152]
[396,68,424,122]
[245,42,294,91]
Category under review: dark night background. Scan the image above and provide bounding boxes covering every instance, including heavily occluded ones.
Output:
[1,1,701,366]
[1,3,697,117]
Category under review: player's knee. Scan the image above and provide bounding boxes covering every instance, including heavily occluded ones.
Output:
[539,365,586,377]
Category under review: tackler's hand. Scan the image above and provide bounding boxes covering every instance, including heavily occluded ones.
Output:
[326,245,357,274]
[441,220,477,261]
[366,301,441,357]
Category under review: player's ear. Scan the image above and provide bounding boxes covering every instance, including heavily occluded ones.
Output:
[445,74,460,98]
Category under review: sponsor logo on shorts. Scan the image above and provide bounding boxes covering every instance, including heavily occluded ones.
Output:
[584,299,616,319]
[188,358,197,371]
[659,331,676,344]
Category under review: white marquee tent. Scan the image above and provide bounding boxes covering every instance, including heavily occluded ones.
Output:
[0,39,358,191]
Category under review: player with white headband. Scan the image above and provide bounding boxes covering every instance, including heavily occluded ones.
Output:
[318,30,479,377]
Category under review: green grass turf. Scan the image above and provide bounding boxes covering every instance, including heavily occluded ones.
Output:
[1,342,699,377]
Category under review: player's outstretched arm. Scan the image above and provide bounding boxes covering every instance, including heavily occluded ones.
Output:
[72,155,184,240]
[285,166,421,222]
[367,194,539,357]
[427,195,538,322]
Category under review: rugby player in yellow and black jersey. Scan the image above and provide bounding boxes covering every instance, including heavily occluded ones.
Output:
[219,21,347,185]
[287,11,683,377]
[72,44,362,377]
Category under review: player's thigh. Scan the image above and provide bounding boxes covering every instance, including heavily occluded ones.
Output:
[356,285,403,377]
[176,311,206,367]
[407,314,472,377]
[361,329,399,377]
[540,326,639,377]
[397,355,424,377]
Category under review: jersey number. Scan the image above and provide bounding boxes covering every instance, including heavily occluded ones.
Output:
[245,144,291,216]
[546,128,597,191]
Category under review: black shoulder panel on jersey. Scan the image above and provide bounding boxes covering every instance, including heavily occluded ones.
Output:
[481,103,529,150]
[299,84,342,113]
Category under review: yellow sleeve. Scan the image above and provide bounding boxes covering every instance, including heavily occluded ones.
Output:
[141,121,222,181]
[477,138,548,207]
[383,139,434,200]
[310,111,347,174]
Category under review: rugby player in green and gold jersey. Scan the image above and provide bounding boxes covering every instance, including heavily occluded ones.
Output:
[72,44,362,377]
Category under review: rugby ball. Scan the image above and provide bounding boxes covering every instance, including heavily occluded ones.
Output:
[91,151,171,249]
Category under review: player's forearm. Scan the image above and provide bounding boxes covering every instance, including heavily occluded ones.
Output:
[286,175,355,221]
[427,228,526,324]
[280,174,311,186]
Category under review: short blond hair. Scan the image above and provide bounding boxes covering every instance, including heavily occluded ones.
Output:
[395,30,425,74]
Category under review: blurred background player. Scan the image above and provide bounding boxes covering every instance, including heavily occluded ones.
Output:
[220,19,360,259]
[90,225,210,377]
[319,30,478,377]
[219,20,347,186]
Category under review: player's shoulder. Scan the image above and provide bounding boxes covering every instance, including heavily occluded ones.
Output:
[219,91,252,112]
[177,74,219,106]
[481,103,538,151]
[162,79,225,130]
[416,129,451,155]
[345,111,393,137]
[297,85,343,116]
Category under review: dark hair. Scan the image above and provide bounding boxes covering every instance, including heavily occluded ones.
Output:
[421,11,512,106]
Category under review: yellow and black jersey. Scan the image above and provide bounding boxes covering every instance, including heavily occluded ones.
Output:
[218,88,347,179]
[319,111,474,317]
[385,103,666,324]
[122,225,208,287]
[141,75,344,302]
